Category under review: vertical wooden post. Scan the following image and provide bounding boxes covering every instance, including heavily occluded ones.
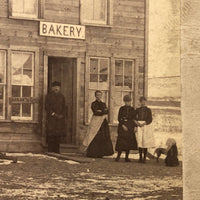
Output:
[42,53,48,147]
[7,50,12,120]
[144,0,149,98]
[84,55,89,124]
[108,0,114,25]
[109,56,115,124]
[39,0,45,19]
[74,58,80,145]
[34,49,39,121]
[134,59,139,108]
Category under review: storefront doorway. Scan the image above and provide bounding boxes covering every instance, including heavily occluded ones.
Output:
[48,57,77,144]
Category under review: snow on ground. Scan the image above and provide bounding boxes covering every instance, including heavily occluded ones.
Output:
[0,153,182,199]
[0,160,24,165]
[0,171,182,199]
[6,153,80,165]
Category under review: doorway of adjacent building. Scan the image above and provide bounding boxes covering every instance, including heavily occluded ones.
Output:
[48,57,77,144]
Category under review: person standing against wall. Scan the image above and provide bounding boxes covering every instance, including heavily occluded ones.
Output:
[115,95,138,162]
[81,90,114,158]
[135,97,155,163]
[45,81,66,153]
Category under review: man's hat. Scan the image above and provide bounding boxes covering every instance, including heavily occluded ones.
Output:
[52,81,61,87]
[123,95,131,102]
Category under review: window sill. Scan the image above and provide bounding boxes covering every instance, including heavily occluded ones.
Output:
[9,16,41,22]
[83,23,112,28]
[0,119,39,124]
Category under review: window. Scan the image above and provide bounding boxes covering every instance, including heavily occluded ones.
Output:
[0,48,38,122]
[0,51,6,119]
[11,52,34,120]
[85,57,137,124]
[88,57,109,122]
[81,0,113,25]
[113,59,135,123]
[9,0,42,19]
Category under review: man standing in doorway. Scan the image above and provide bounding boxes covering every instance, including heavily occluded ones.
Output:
[45,81,66,153]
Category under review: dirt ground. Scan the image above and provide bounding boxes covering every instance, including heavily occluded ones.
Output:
[0,153,182,200]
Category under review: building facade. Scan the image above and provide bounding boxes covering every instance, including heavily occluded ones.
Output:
[147,0,182,151]
[0,0,147,152]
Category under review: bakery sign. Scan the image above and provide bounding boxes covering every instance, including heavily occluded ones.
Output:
[40,21,85,40]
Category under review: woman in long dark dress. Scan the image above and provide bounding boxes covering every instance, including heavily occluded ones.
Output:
[115,95,138,162]
[82,90,114,158]
[135,96,155,163]
[165,138,179,167]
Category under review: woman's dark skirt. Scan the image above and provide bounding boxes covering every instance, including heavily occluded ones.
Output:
[115,125,138,152]
[86,119,114,158]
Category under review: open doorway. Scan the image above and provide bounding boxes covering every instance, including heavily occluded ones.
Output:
[48,57,77,144]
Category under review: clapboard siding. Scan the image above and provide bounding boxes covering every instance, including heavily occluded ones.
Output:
[0,0,146,152]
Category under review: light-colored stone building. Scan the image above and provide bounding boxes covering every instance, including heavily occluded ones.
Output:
[147,0,182,151]
[181,0,200,199]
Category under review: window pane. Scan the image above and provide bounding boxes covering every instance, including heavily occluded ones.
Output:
[12,0,24,13]
[82,0,94,21]
[94,0,107,21]
[24,0,38,15]
[12,104,21,116]
[22,86,31,97]
[100,59,108,74]
[124,76,132,89]
[90,74,98,82]
[23,69,32,83]
[0,51,5,83]
[90,58,98,74]
[99,74,108,82]
[115,75,123,87]
[115,60,123,75]
[124,61,133,89]
[12,52,33,85]
[0,85,4,100]
[22,104,31,117]
[12,86,21,97]
[124,61,132,76]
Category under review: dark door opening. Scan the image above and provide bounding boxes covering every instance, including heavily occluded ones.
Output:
[48,57,76,144]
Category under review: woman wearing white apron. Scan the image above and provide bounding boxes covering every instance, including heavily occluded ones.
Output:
[135,97,155,163]
[80,90,114,158]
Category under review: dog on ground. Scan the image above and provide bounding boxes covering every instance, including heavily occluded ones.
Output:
[153,148,167,162]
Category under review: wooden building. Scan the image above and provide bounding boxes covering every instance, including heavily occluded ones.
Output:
[0,0,147,152]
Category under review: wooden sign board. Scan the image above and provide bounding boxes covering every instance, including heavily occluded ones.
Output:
[9,97,39,104]
[40,22,85,40]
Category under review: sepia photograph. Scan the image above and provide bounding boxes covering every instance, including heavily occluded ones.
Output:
[0,0,189,199]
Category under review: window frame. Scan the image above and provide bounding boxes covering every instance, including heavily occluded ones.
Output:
[9,0,45,20]
[11,51,35,121]
[80,0,113,26]
[85,56,139,126]
[0,46,39,123]
[112,58,136,124]
[0,50,7,120]
[85,56,110,124]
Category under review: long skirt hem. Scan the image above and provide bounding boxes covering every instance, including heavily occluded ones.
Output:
[86,119,114,158]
